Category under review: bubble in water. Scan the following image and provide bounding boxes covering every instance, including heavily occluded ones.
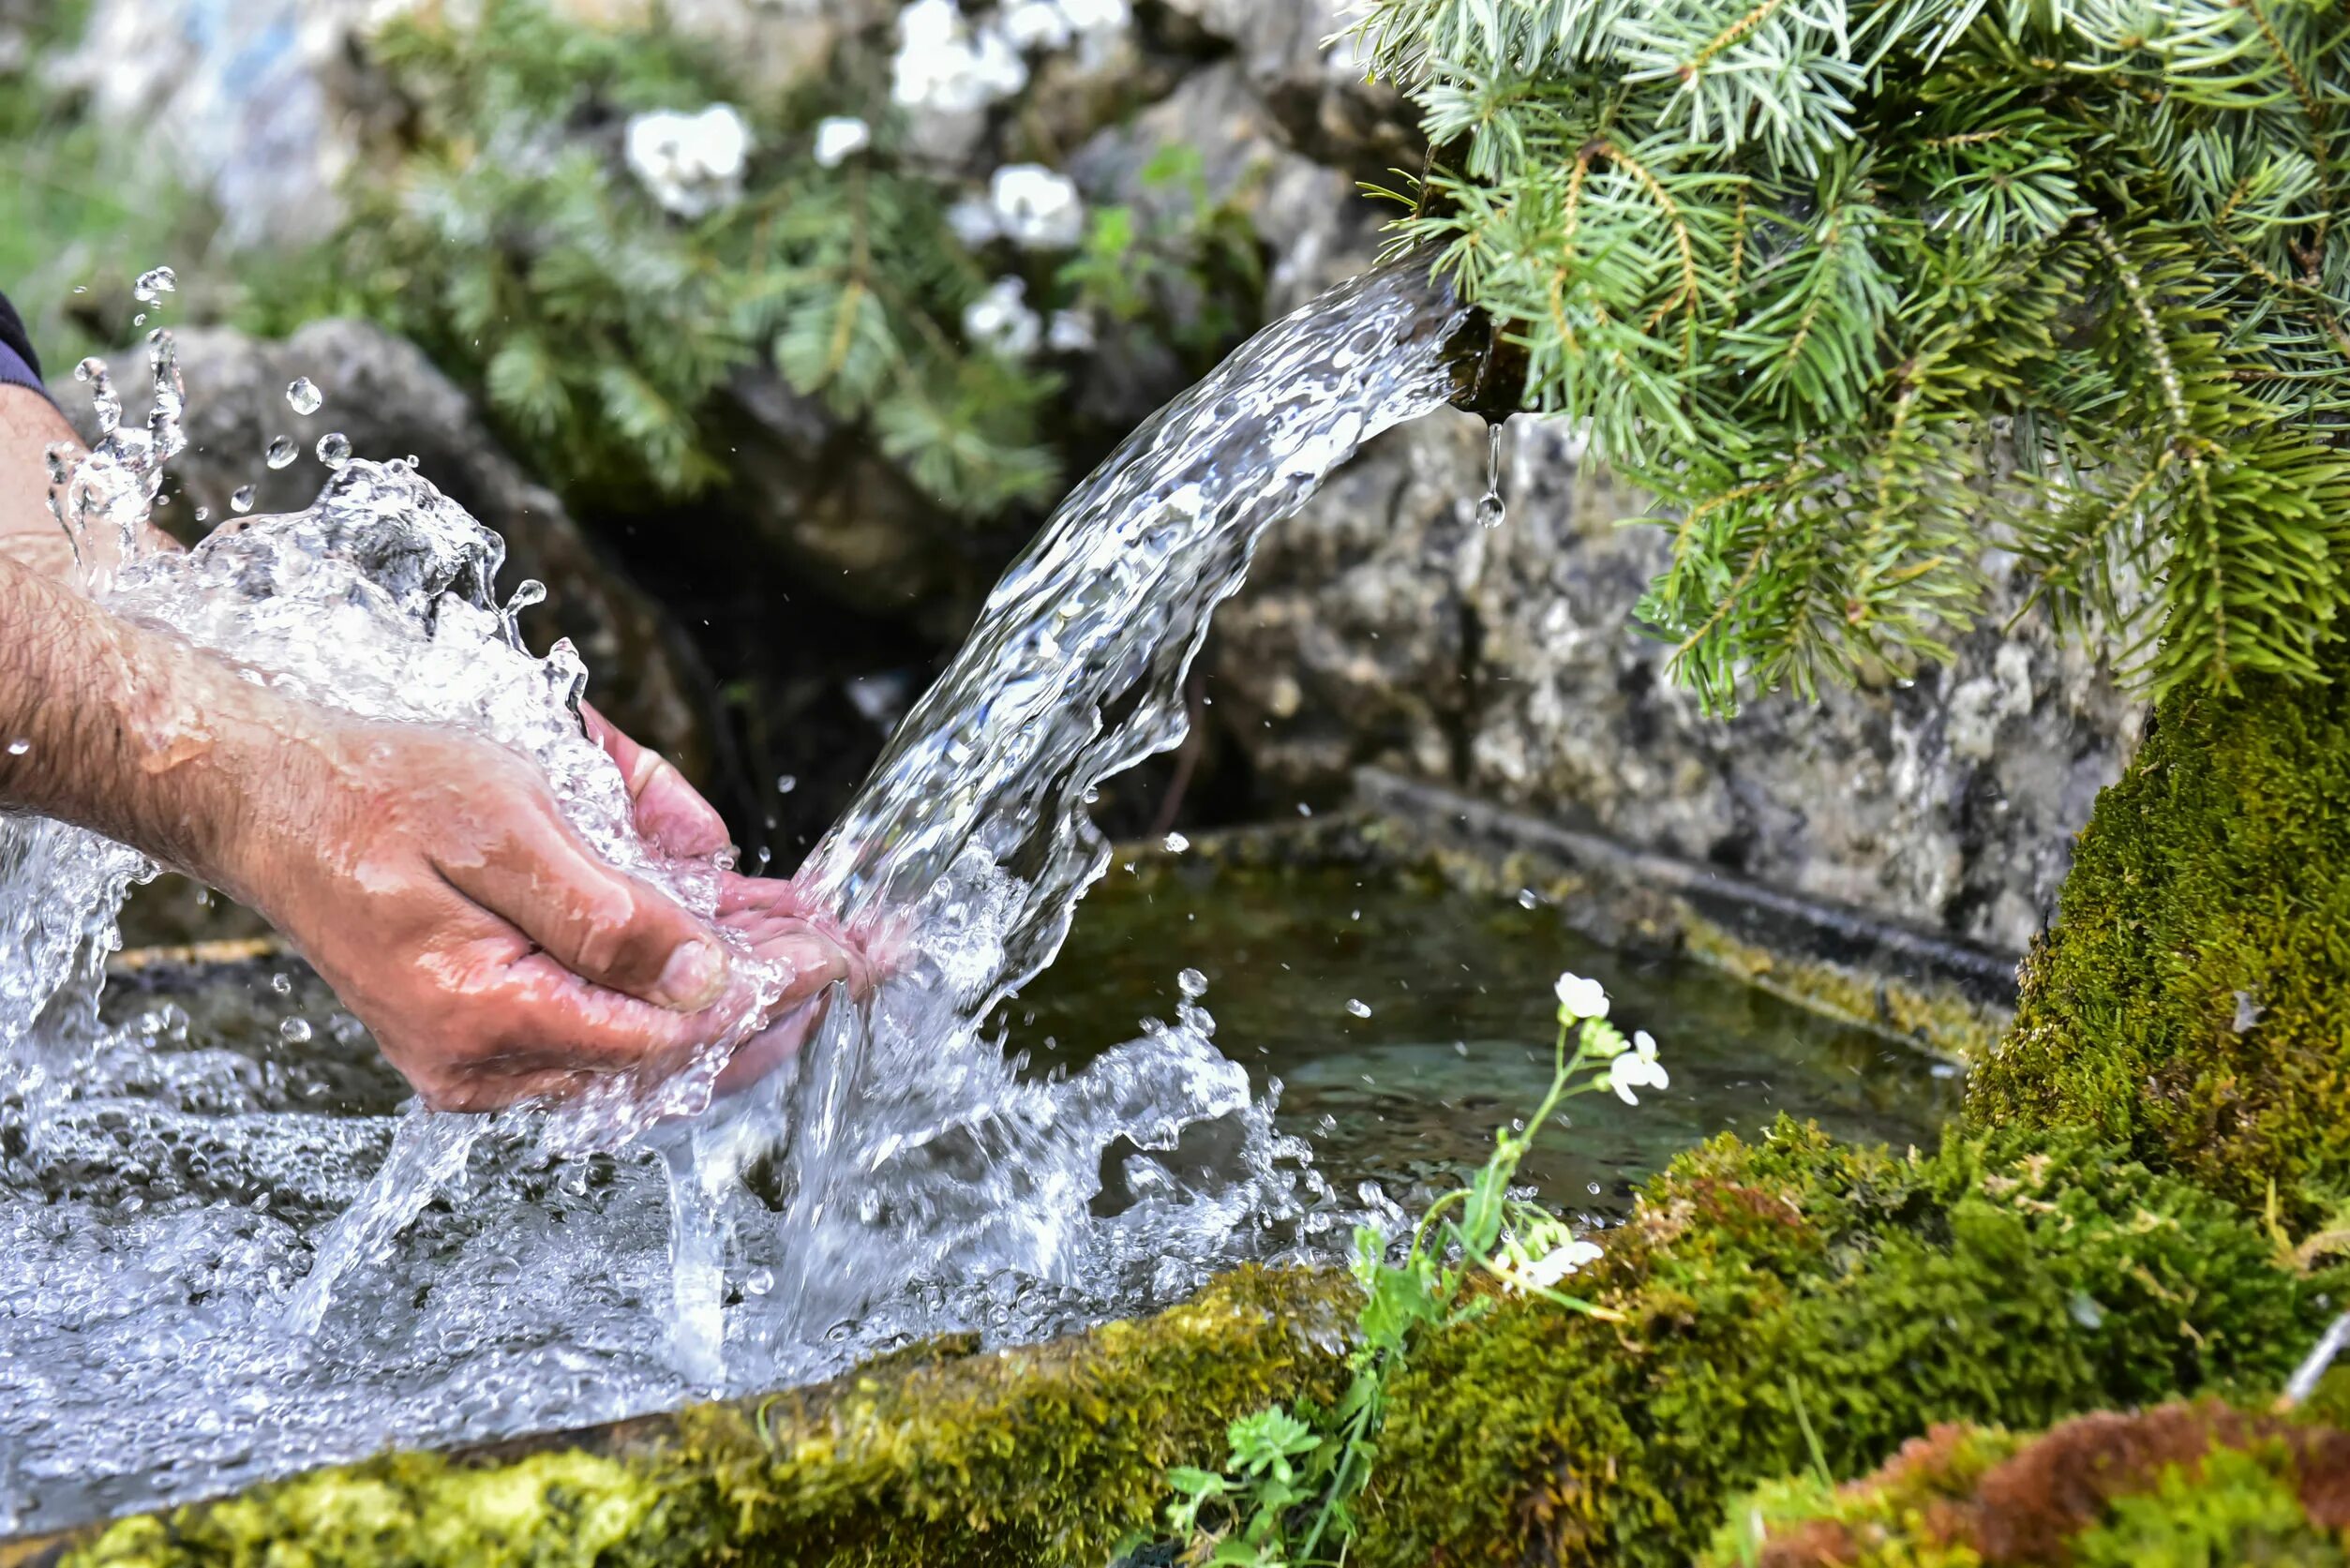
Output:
[278,1019,313,1044]
[1344,998,1372,1019]
[1517,889,1539,909]
[316,433,352,469]
[264,437,297,470]
[745,1268,775,1297]
[131,266,176,305]
[1162,831,1190,853]
[285,378,323,416]
[230,485,255,515]
[1176,967,1208,998]
[776,774,797,795]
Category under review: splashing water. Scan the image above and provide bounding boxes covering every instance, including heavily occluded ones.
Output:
[0,263,1467,1531]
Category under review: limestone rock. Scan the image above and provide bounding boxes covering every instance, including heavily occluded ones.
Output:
[1217,411,2142,956]
[54,319,711,776]
[1156,0,1419,178]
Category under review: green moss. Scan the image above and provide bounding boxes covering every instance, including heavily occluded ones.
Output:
[1970,663,2350,1213]
[51,1266,1354,1568]
[1699,1400,2350,1565]
[1355,1122,2343,1567]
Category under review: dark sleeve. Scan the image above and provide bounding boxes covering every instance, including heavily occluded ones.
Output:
[0,290,51,399]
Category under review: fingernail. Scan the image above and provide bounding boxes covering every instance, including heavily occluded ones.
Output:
[656,938,730,1010]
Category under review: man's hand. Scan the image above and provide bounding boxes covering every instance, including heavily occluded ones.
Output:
[220,717,757,1111]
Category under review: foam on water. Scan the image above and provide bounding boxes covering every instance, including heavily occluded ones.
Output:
[0,264,1467,1534]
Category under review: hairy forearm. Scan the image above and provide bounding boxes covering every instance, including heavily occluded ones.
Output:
[0,550,279,882]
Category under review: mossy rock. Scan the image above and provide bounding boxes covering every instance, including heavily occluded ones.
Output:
[1355,1122,2343,1567]
[1971,662,2350,1214]
[1699,1397,2350,1565]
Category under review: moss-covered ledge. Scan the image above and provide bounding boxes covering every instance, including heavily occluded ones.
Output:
[1971,662,2350,1216]
[7,1266,1355,1568]
[1355,1123,2343,1567]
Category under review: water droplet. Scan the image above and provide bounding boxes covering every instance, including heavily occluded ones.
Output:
[745,1268,775,1296]
[1295,802,1313,817]
[504,579,546,616]
[6,739,27,756]
[1453,1039,1468,1056]
[286,377,323,416]
[264,437,297,470]
[1476,420,1507,530]
[1177,967,1208,998]
[131,313,147,328]
[1344,998,1371,1019]
[132,266,176,304]
[230,485,255,514]
[1588,1182,1602,1196]
[268,973,292,997]
[405,454,422,469]
[1161,831,1190,853]
[1517,888,1539,909]
[278,1018,313,1044]
[775,774,797,795]
[316,432,352,469]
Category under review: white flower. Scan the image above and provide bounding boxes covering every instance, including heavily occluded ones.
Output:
[891,0,1029,113]
[945,195,1001,247]
[999,0,1073,51]
[1055,0,1130,31]
[989,163,1085,249]
[812,115,871,169]
[1609,1030,1668,1104]
[963,276,1042,359]
[624,104,753,218]
[1553,970,1609,1021]
[1046,307,1096,352]
[1518,1238,1605,1289]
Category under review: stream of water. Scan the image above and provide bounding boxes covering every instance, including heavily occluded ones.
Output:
[0,264,1475,1532]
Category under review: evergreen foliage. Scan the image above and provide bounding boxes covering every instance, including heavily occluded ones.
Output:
[1358,0,2350,707]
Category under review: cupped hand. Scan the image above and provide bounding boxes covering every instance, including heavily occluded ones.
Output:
[219,715,755,1112]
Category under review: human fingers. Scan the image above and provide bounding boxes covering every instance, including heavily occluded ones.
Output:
[579,699,731,859]
[431,786,733,1012]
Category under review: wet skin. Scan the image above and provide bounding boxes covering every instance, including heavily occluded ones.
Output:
[0,382,864,1110]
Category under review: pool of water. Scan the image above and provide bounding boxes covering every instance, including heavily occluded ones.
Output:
[1014,858,1958,1211]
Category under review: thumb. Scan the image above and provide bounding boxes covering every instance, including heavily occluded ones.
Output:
[437,800,733,1011]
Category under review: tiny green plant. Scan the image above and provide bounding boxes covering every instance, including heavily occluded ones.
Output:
[1145,971,1663,1568]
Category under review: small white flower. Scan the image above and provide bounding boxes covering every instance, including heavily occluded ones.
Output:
[1046,307,1096,352]
[999,0,1073,51]
[963,276,1042,359]
[812,115,871,169]
[1519,1238,1605,1289]
[1609,1047,1669,1105]
[891,0,1029,113]
[1553,971,1609,1021]
[990,163,1085,249]
[625,105,753,218]
[1056,0,1130,34]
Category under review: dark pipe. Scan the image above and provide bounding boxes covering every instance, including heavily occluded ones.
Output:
[1409,142,1530,423]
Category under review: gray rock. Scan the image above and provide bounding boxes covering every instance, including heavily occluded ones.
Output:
[1068,60,1384,317]
[1217,410,2142,956]
[1155,0,1419,179]
[54,319,711,776]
